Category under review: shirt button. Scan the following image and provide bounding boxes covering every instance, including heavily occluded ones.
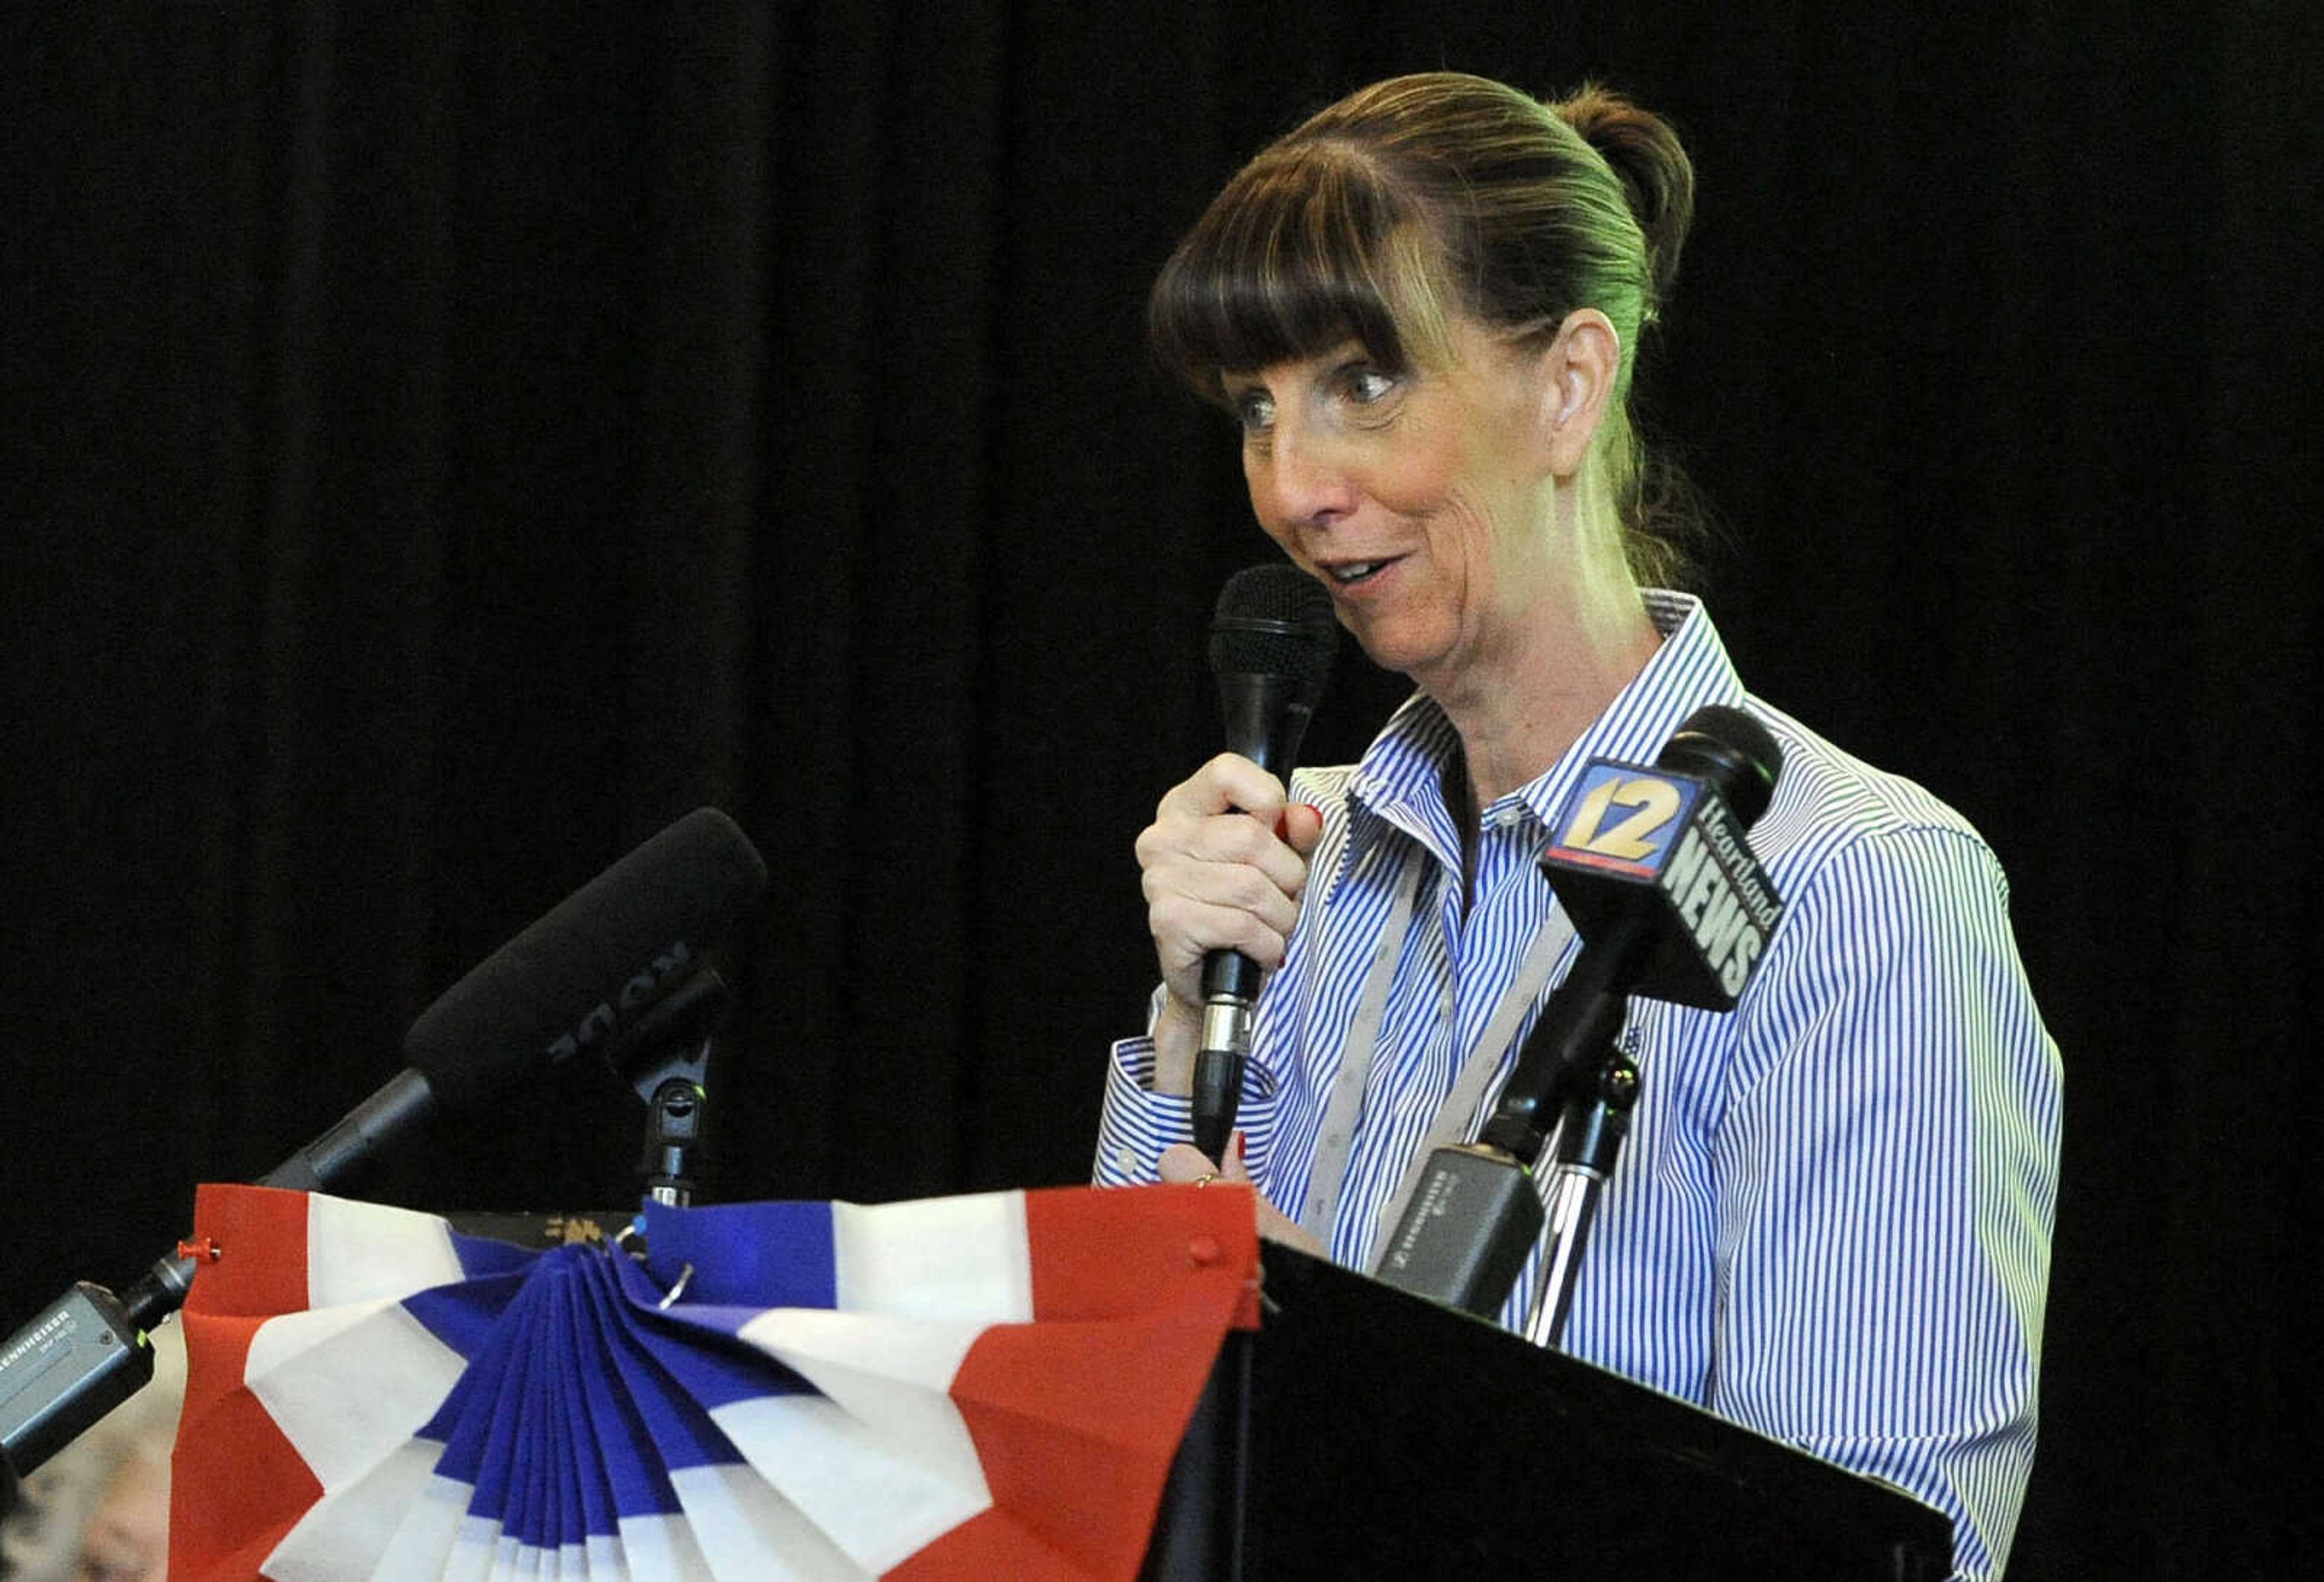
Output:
[1114,1146,1138,1175]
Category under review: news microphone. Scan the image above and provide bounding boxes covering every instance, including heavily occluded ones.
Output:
[1477,704,1784,1160]
[1190,565,1337,1163]
[263,806,769,1190]
[1376,707,1785,1321]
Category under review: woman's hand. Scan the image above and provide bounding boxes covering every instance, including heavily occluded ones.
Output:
[1158,1138,1326,1257]
[1135,753,1324,1093]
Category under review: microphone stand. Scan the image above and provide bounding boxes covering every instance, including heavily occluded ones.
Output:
[1520,1048,1638,1350]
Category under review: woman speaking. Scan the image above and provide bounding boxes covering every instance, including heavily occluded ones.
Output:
[1093,72,2060,1581]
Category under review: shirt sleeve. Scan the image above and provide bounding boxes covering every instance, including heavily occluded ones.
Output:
[1710,825,2061,1582]
[1095,762,1349,1192]
[1091,1016,1288,1188]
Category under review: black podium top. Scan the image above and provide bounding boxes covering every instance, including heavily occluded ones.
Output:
[1147,1241,1953,1581]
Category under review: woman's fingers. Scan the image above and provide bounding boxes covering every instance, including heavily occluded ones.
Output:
[1158,1139,1327,1258]
[1138,755,1321,1006]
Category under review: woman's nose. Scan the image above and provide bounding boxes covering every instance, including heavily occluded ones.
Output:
[1253,420,1358,530]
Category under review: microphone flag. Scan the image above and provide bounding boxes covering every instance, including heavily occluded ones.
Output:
[1540,757,1784,1008]
[169,1183,1258,1581]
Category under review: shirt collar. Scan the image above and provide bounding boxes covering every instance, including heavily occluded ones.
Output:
[1328,591,1745,898]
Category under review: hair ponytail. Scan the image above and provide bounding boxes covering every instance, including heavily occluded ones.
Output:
[1552,84,1695,321]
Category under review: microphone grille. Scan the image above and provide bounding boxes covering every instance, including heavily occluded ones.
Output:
[1658,704,1784,827]
[1209,564,1338,694]
[402,808,767,1114]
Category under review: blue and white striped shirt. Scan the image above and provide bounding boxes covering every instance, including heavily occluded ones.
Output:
[1095,592,2060,1580]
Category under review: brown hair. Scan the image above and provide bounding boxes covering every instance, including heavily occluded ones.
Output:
[1149,73,1701,585]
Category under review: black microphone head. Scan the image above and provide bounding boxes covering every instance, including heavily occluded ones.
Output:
[1208,563,1338,704]
[402,808,768,1115]
[1656,704,1784,827]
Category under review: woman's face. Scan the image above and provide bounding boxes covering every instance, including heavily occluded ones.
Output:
[1221,315,1569,693]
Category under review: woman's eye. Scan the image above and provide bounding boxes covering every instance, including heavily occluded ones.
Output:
[1339,366,1397,405]
[1233,389,1275,432]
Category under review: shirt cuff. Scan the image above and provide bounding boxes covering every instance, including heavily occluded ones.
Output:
[1092,1035,1196,1184]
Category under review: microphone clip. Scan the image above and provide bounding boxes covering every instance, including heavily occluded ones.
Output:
[615,966,729,1209]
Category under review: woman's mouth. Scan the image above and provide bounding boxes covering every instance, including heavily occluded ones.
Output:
[1322,557,1399,587]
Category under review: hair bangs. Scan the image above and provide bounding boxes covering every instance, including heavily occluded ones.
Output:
[1148,142,1449,406]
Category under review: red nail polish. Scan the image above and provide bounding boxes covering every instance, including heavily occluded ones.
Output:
[1231,1129,1247,1164]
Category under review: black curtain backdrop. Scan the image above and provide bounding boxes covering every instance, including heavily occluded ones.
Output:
[4,5,2316,1578]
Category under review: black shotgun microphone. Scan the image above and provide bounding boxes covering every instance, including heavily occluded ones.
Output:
[263,806,769,1190]
[1191,565,1337,1162]
[2,808,768,1497]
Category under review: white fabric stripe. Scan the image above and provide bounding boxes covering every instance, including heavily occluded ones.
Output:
[661,1460,869,1581]
[718,1309,990,1569]
[306,1192,468,1307]
[355,1472,472,1581]
[583,1531,635,1582]
[1094,594,2060,1582]
[442,1509,501,1582]
[245,1298,467,1491]
[830,1191,1033,1322]
[261,1436,442,1582]
[612,1511,720,1582]
[296,1471,705,1582]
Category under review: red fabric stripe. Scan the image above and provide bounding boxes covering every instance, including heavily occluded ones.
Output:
[918,1186,1260,1580]
[1020,1183,1259,1325]
[169,1185,325,1582]
[884,1507,1093,1582]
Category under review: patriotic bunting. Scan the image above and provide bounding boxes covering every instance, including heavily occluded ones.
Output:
[170,1183,1257,1581]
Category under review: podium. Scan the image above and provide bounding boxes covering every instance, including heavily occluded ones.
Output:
[1143,1241,1953,1581]
[143,1186,1953,1578]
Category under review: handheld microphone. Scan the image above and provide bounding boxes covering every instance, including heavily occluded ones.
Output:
[1377,707,1785,1320]
[1190,565,1336,1163]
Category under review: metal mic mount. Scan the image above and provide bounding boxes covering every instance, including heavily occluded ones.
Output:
[1521,1047,1639,1348]
[1373,1028,1640,1342]
[620,966,728,1207]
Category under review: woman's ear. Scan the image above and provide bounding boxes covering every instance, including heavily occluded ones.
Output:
[1540,308,1621,477]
